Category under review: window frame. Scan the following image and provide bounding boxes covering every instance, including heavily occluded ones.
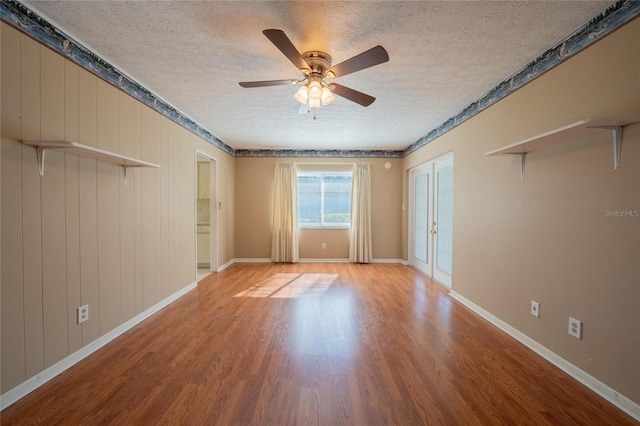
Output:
[297,170,353,229]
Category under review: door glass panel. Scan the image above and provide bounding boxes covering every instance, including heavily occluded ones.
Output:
[414,174,428,262]
[436,167,453,274]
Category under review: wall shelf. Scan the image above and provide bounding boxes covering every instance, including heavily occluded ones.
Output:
[21,140,160,186]
[485,117,640,180]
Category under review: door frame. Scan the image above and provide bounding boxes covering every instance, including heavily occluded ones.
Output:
[408,152,454,288]
[195,150,219,273]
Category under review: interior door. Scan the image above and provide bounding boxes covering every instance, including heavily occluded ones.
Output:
[409,154,453,288]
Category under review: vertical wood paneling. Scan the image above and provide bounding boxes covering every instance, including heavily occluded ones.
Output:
[1,23,21,141]
[185,135,196,283]
[20,34,45,379]
[1,23,26,394]
[40,46,69,367]
[141,106,156,309]
[179,128,192,285]
[78,70,97,148]
[119,92,136,321]
[153,111,162,302]
[96,80,121,334]
[96,81,119,153]
[168,123,176,293]
[133,102,143,314]
[64,61,82,354]
[40,48,65,138]
[1,27,233,396]
[170,125,179,293]
[160,117,170,299]
[78,69,100,345]
[0,137,27,390]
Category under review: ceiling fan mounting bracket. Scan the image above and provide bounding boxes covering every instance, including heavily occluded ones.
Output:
[301,51,332,75]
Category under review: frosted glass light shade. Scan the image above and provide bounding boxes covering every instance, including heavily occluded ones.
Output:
[308,98,321,108]
[308,81,322,99]
[321,87,335,105]
[294,85,309,104]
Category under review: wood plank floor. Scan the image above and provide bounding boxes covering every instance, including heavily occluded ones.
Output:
[2,263,636,425]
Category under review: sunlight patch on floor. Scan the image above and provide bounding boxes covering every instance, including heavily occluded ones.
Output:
[234,273,338,298]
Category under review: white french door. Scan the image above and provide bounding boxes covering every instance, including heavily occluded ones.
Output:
[410,164,433,276]
[409,154,453,288]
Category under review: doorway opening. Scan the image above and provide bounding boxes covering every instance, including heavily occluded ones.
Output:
[195,151,218,280]
[408,153,453,288]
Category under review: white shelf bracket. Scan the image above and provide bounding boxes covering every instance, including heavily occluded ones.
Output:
[587,125,622,169]
[123,166,130,186]
[518,153,526,182]
[611,126,621,169]
[36,147,46,177]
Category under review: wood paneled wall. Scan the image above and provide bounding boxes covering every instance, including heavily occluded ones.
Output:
[0,23,233,394]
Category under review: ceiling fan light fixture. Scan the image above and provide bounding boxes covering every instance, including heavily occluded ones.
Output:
[294,85,309,104]
[308,98,321,108]
[308,80,323,100]
[321,86,335,105]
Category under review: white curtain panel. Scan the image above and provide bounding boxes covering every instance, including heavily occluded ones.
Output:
[350,162,372,263]
[271,162,298,262]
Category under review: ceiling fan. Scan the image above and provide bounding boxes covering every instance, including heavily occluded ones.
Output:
[239,29,389,109]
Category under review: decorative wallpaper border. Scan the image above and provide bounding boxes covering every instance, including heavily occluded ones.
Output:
[234,149,404,158]
[404,0,640,156]
[0,0,234,156]
[2,0,638,159]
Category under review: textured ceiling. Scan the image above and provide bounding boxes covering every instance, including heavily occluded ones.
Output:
[24,1,612,151]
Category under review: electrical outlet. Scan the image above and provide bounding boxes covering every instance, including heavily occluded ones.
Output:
[568,317,582,339]
[321,243,326,249]
[78,305,89,324]
[531,301,540,318]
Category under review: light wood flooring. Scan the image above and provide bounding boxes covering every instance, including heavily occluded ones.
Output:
[1,263,636,425]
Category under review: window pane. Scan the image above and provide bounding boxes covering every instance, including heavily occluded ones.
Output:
[323,175,352,224]
[297,172,352,227]
[298,175,321,224]
[436,167,453,274]
[414,174,428,262]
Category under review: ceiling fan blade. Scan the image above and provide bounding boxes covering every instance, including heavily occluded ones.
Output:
[330,83,376,107]
[327,45,389,78]
[297,103,309,114]
[239,79,298,88]
[263,29,309,71]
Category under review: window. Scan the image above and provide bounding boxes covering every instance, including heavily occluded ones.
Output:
[297,171,352,228]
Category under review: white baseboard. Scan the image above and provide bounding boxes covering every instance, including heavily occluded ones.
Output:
[297,258,351,263]
[371,258,407,264]
[233,258,272,263]
[0,281,198,411]
[449,291,640,421]
[222,258,410,266]
[217,258,235,271]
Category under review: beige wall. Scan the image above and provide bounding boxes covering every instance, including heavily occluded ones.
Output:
[403,21,640,403]
[0,23,234,393]
[235,157,403,260]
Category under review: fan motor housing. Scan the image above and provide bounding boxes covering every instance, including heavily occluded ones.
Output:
[301,51,332,76]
